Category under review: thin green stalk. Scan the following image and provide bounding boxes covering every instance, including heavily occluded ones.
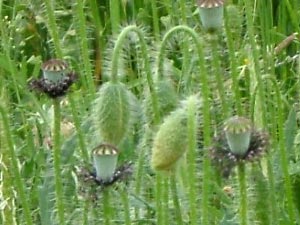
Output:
[82,200,89,225]
[155,174,163,225]
[224,7,242,114]
[186,95,198,225]
[68,95,88,162]
[162,177,169,224]
[110,0,120,34]
[44,0,63,58]
[0,105,33,225]
[74,0,96,99]
[210,34,230,117]
[103,189,112,225]
[53,99,65,225]
[170,174,183,225]
[150,0,160,42]
[110,25,160,124]
[120,188,131,225]
[237,163,247,225]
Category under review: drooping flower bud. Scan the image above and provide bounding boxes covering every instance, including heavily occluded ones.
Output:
[151,108,188,171]
[93,81,131,145]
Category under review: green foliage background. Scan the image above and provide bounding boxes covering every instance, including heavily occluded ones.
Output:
[0,0,300,224]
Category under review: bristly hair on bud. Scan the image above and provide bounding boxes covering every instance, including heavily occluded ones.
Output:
[92,81,131,146]
[210,116,270,178]
[29,59,77,98]
[151,94,201,172]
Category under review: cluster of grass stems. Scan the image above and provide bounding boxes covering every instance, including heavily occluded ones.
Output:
[0,0,300,224]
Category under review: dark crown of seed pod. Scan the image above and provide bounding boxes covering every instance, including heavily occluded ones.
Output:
[42,59,68,71]
[92,143,119,156]
[198,0,225,8]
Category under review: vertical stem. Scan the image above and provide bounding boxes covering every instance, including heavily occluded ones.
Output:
[53,99,65,225]
[120,188,131,225]
[155,174,163,224]
[74,0,96,98]
[170,174,183,225]
[238,163,247,225]
[210,35,230,117]
[44,0,63,58]
[186,95,198,225]
[151,0,160,42]
[103,188,112,225]
[0,106,33,225]
[110,0,120,34]
[224,7,242,114]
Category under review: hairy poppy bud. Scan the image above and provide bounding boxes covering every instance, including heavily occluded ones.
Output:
[93,81,131,145]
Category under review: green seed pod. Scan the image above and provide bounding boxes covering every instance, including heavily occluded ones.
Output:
[198,0,225,32]
[42,59,68,84]
[151,108,188,171]
[92,144,118,181]
[93,81,131,145]
[145,79,178,123]
[224,116,252,156]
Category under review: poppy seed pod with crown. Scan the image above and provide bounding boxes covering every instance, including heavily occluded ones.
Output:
[224,116,252,156]
[29,59,77,98]
[92,144,119,182]
[42,59,68,84]
[210,116,269,177]
[197,0,225,31]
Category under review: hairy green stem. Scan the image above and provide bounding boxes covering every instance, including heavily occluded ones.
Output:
[151,0,160,41]
[53,99,65,225]
[210,35,229,117]
[44,0,63,58]
[186,95,198,225]
[0,105,33,225]
[120,188,131,225]
[110,25,160,124]
[224,8,242,114]
[155,174,163,224]
[110,0,120,34]
[170,174,183,225]
[103,188,112,225]
[74,0,96,98]
[238,163,247,225]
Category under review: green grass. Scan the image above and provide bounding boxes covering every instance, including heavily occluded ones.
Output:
[0,0,300,224]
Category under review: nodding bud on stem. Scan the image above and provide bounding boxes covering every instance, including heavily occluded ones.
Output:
[151,95,199,172]
[224,116,252,156]
[92,143,119,182]
[93,81,131,146]
[151,109,188,171]
[197,0,225,32]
